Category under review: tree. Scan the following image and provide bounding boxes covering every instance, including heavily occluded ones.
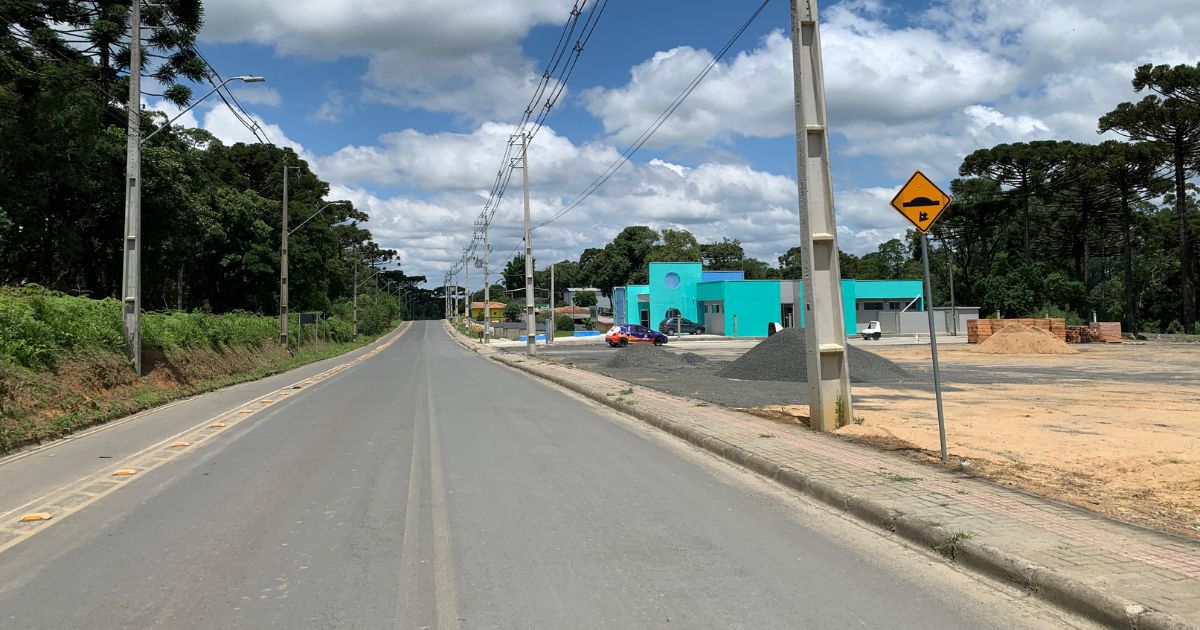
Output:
[701,238,744,269]
[503,301,521,322]
[502,254,528,291]
[741,258,777,279]
[573,291,597,307]
[778,246,804,279]
[647,229,701,263]
[1100,76,1200,330]
[1095,140,1168,333]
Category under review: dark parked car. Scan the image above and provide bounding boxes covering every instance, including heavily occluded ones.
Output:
[658,317,705,335]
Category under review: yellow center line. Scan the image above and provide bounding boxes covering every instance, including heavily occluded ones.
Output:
[0,322,413,557]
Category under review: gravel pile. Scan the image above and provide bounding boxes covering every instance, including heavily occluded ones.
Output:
[678,352,709,365]
[602,345,691,370]
[716,327,909,383]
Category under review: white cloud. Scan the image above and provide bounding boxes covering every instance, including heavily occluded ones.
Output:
[200,0,575,119]
[308,90,349,124]
[313,121,905,282]
[231,86,281,107]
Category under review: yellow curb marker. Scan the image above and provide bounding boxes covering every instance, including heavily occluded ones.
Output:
[261,399,274,404]
[210,422,226,428]
[170,441,191,448]
[19,513,52,523]
[239,409,254,414]
[113,469,137,476]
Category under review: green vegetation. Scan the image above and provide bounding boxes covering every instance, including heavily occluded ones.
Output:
[556,314,575,332]
[0,286,395,453]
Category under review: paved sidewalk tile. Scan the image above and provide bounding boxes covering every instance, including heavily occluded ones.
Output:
[484,345,1200,626]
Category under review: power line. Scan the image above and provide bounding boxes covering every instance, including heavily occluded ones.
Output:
[534,0,771,231]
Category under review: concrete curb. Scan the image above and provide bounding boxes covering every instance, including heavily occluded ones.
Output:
[486,349,1198,630]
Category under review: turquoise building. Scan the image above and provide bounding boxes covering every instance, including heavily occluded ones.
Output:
[612,262,925,338]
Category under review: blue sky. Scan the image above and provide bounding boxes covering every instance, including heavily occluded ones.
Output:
[157,0,1200,286]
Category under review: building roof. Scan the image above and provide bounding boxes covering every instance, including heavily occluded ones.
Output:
[471,301,506,309]
[554,306,590,316]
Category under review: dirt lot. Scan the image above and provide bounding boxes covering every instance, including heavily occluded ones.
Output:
[529,339,1200,539]
[842,343,1200,539]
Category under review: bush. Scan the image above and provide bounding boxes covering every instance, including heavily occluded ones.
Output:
[1027,304,1085,327]
[573,291,597,308]
[503,302,521,322]
[556,314,574,332]
[1166,319,1185,334]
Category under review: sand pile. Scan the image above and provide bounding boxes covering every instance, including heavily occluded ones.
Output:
[716,327,909,383]
[974,323,1077,355]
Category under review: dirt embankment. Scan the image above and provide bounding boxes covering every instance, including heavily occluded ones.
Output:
[0,342,342,453]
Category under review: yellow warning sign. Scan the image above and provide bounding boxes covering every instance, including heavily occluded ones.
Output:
[890,171,952,233]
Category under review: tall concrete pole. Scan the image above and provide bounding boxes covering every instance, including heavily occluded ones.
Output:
[353,263,359,339]
[790,0,852,431]
[521,132,536,356]
[464,255,470,323]
[548,262,555,345]
[279,163,290,346]
[482,220,491,343]
[120,0,143,375]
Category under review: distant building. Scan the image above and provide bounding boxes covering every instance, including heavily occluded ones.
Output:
[470,301,506,320]
[563,287,611,310]
[611,262,928,338]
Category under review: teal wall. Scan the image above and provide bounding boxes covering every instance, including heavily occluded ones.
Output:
[718,281,780,337]
[624,285,649,325]
[648,262,703,326]
[795,280,920,332]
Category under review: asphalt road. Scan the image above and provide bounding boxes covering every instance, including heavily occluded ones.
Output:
[0,321,1090,629]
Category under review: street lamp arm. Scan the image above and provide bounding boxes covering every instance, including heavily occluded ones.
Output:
[141,75,266,146]
[354,267,385,291]
[289,201,349,236]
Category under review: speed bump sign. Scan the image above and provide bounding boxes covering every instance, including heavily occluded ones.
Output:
[890,171,952,233]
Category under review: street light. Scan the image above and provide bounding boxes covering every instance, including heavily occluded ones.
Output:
[141,76,267,145]
[120,20,266,375]
[280,200,351,345]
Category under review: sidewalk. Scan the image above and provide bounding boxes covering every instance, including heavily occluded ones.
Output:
[448,325,1200,629]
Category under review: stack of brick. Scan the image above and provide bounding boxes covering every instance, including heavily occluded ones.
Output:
[967,318,1067,344]
[1089,321,1123,343]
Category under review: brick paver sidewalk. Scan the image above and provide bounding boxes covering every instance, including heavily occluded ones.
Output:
[462,330,1200,629]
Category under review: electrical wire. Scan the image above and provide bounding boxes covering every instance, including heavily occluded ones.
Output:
[534,0,771,231]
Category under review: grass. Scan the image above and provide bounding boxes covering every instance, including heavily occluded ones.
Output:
[0,285,389,453]
[933,531,973,558]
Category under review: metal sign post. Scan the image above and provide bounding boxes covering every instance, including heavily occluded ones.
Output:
[891,171,953,463]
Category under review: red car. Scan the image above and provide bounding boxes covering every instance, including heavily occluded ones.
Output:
[605,324,669,347]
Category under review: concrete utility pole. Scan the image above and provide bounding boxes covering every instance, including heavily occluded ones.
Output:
[464,254,470,324]
[120,0,143,375]
[521,132,536,356]
[279,163,292,346]
[790,0,853,431]
[353,263,359,339]
[548,262,555,345]
[482,219,491,343]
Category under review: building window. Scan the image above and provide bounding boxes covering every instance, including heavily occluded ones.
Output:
[863,302,883,310]
[888,301,903,310]
[664,272,681,288]
[713,303,721,314]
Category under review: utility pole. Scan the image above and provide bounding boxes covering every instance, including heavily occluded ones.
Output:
[279,163,291,346]
[353,263,359,339]
[120,0,143,375]
[521,132,536,356]
[464,254,470,324]
[482,219,491,343]
[790,0,853,431]
[548,262,555,345]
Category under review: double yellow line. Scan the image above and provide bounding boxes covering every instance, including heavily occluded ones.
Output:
[0,322,412,556]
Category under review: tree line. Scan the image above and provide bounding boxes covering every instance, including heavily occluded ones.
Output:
[474,63,1200,334]
[0,1,443,327]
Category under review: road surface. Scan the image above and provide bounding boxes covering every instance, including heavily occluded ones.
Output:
[0,321,1090,628]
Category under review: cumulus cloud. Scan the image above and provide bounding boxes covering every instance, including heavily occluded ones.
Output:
[313,122,903,282]
[584,0,1200,167]
[200,0,574,119]
[230,86,281,107]
[308,90,349,124]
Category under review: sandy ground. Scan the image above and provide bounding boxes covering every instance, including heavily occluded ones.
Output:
[822,343,1199,539]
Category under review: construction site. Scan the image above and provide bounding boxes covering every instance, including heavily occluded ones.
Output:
[529,320,1200,540]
